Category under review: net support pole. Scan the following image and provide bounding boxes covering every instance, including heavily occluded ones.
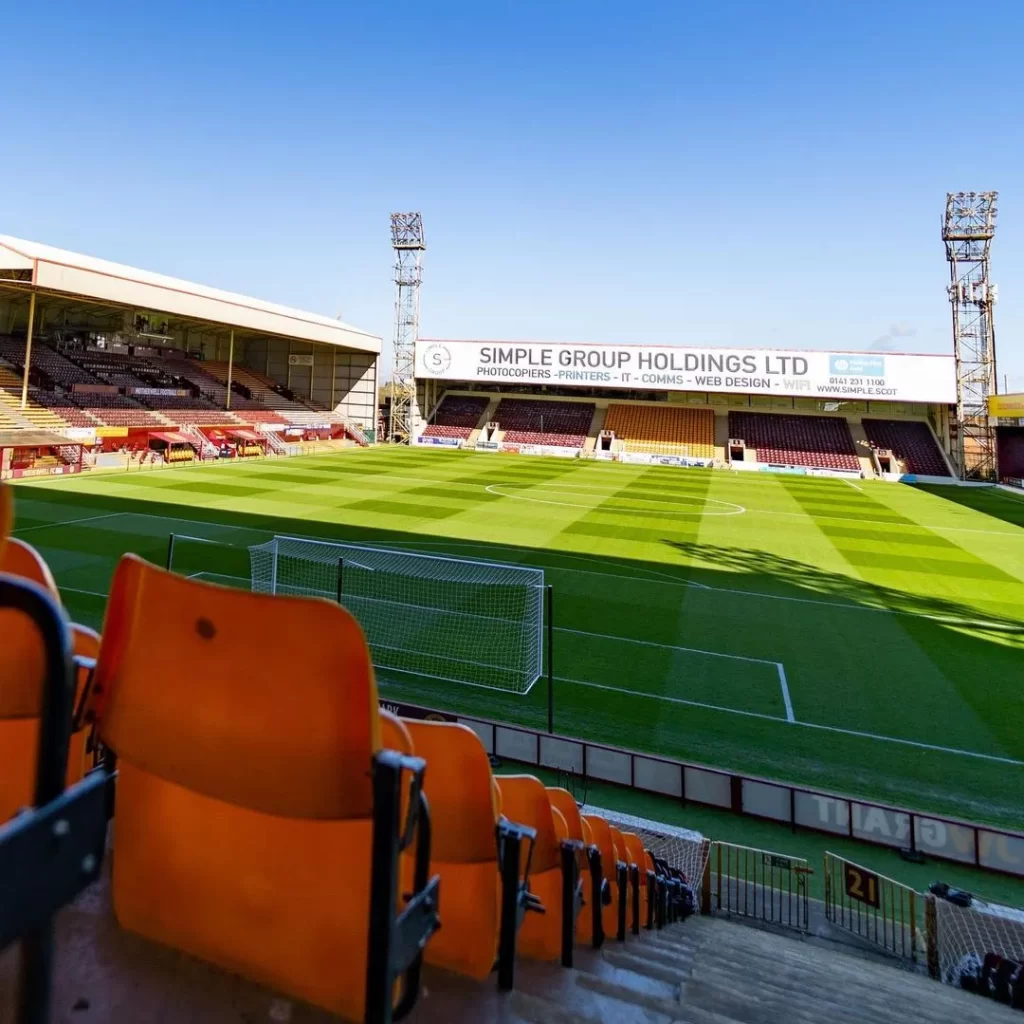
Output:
[336,558,344,604]
[546,584,554,734]
[165,534,176,571]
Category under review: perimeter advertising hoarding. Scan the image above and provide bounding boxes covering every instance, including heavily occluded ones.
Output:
[988,393,1024,417]
[416,341,956,404]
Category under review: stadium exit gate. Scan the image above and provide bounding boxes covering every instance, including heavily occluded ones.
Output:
[823,852,920,963]
[702,841,812,933]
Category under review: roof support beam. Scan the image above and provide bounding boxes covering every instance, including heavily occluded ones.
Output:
[20,292,36,410]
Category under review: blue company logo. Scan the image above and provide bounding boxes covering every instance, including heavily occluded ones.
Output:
[829,355,885,376]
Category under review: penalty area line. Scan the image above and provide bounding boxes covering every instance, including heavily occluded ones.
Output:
[777,663,795,723]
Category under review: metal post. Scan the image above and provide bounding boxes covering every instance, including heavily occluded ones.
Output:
[225,330,234,411]
[21,292,36,410]
[546,584,554,734]
[165,534,176,572]
[336,558,344,605]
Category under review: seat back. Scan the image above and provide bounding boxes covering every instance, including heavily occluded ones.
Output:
[584,814,620,939]
[497,775,560,874]
[622,832,647,933]
[94,554,403,1021]
[401,719,501,980]
[498,775,579,963]
[0,539,83,822]
[548,788,600,947]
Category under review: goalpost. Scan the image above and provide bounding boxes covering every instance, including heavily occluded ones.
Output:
[249,536,546,695]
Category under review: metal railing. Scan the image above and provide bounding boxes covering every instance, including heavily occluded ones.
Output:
[823,852,920,962]
[705,841,811,932]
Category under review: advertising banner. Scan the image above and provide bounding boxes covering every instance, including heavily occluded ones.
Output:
[129,387,190,398]
[988,393,1024,418]
[415,435,463,448]
[416,340,956,403]
[72,383,118,395]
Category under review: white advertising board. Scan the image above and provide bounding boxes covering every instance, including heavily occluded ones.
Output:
[416,340,956,404]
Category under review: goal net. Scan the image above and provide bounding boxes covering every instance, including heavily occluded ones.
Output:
[934,892,1024,988]
[581,802,710,890]
[249,536,545,694]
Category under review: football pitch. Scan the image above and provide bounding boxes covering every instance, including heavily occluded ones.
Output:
[8,446,1024,829]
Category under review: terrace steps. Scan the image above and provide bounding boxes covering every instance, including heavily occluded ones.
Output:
[847,420,879,477]
[6,862,1012,1024]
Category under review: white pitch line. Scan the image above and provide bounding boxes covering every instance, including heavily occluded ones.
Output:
[558,677,1024,766]
[777,663,795,723]
[791,720,1024,767]
[555,677,791,724]
[58,585,108,598]
[12,512,121,534]
[359,538,1022,633]
[33,508,1023,633]
[843,478,864,492]
[556,626,780,666]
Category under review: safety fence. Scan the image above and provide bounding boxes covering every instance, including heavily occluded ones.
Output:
[823,852,920,962]
[703,841,812,932]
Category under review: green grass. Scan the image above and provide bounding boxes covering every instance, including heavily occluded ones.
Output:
[10,447,1024,832]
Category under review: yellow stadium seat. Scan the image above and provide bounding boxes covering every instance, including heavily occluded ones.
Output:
[546,787,607,949]
[401,719,532,983]
[496,776,583,966]
[92,554,439,1022]
[583,814,625,941]
[604,404,715,459]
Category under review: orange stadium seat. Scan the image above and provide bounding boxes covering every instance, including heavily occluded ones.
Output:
[583,813,624,942]
[604,403,715,459]
[621,832,648,936]
[400,719,536,983]
[546,787,607,950]
[0,486,108,1019]
[609,824,632,941]
[90,555,439,1021]
[496,775,583,966]
[0,535,99,821]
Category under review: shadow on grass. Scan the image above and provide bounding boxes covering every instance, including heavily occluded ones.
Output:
[12,476,1024,828]
[913,482,1024,530]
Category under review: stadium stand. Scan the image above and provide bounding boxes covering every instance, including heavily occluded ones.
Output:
[0,336,100,387]
[422,394,490,439]
[863,418,952,477]
[495,398,594,447]
[202,361,312,411]
[728,411,860,471]
[605,404,715,458]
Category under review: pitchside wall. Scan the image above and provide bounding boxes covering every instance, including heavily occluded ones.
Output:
[386,699,1024,881]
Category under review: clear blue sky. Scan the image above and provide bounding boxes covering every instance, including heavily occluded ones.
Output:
[3,1,1022,386]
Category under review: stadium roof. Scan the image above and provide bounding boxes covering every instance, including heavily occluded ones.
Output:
[0,236,380,355]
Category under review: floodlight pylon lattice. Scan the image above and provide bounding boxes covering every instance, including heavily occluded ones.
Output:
[943,192,999,480]
[389,212,425,444]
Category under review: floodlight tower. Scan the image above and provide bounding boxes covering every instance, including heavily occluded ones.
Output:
[943,191,999,479]
[389,212,425,443]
